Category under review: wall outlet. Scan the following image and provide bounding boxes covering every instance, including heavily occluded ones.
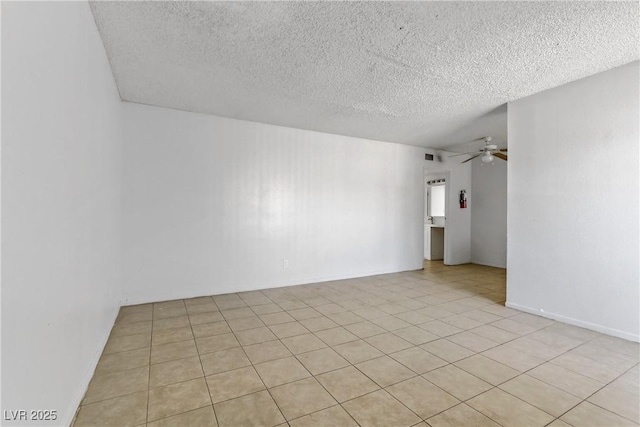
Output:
[283,259,289,268]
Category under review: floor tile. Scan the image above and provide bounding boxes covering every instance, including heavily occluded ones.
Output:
[389,346,447,374]
[221,307,254,320]
[251,303,283,315]
[270,377,337,420]
[153,315,190,331]
[200,347,251,376]
[95,347,150,375]
[590,335,640,359]
[395,311,432,325]
[352,307,388,321]
[243,340,292,364]
[470,325,519,344]
[447,331,499,352]
[508,312,554,329]
[83,366,149,404]
[150,355,204,388]
[206,366,265,403]
[442,315,484,330]
[147,405,217,427]
[342,389,421,427]
[281,333,327,354]
[588,383,640,423]
[75,391,147,427]
[482,344,545,372]
[369,316,412,331]
[365,332,413,354]
[296,347,350,375]
[467,388,554,427]
[186,303,218,316]
[195,333,240,355]
[288,307,323,320]
[298,316,339,332]
[499,375,581,417]
[503,336,565,361]
[147,377,211,421]
[314,327,359,346]
[80,262,640,427]
[104,333,151,354]
[460,310,503,324]
[255,356,311,387]
[192,321,232,339]
[490,318,538,335]
[152,326,193,346]
[560,401,637,427]
[214,390,285,427]
[527,329,585,351]
[278,300,308,310]
[269,321,310,339]
[234,326,277,346]
[289,405,358,427]
[344,321,387,339]
[355,355,416,387]
[190,311,224,325]
[570,342,638,369]
[423,365,493,401]
[316,366,379,402]
[260,312,296,325]
[425,403,500,427]
[376,303,410,315]
[151,340,198,364]
[550,352,627,383]
[454,355,519,386]
[154,307,187,320]
[117,312,152,325]
[394,326,439,345]
[419,320,463,337]
[111,320,152,338]
[226,315,265,332]
[326,311,365,326]
[387,376,459,419]
[420,339,475,362]
[527,363,604,399]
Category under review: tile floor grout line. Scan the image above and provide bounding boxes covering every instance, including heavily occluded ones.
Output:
[78,262,637,427]
[186,303,220,427]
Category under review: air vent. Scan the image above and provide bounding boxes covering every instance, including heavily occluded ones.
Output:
[425,153,434,161]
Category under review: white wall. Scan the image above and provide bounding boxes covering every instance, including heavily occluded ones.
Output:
[471,158,507,268]
[507,61,639,341]
[122,103,425,304]
[424,153,472,265]
[2,2,123,425]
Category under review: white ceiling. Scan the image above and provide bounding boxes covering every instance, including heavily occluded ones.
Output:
[90,1,638,149]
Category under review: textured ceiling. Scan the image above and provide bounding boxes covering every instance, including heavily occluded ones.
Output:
[90,1,639,148]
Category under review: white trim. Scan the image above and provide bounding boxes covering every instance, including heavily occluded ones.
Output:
[506,301,639,343]
[61,307,120,426]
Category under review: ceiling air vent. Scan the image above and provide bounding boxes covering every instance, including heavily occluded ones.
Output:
[425,153,434,161]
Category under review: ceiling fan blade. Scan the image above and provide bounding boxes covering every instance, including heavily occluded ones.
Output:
[498,148,508,152]
[449,151,480,157]
[494,152,508,161]
[461,154,482,163]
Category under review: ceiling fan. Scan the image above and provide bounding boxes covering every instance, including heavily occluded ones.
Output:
[449,137,507,163]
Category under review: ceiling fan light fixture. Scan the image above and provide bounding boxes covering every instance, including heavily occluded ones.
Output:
[481,152,494,163]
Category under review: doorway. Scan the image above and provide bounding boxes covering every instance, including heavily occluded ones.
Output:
[424,173,447,261]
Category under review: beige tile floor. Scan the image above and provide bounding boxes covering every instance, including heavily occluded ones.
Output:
[73,261,639,427]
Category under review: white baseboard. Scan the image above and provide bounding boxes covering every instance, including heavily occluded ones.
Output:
[506,301,639,343]
[62,306,120,426]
